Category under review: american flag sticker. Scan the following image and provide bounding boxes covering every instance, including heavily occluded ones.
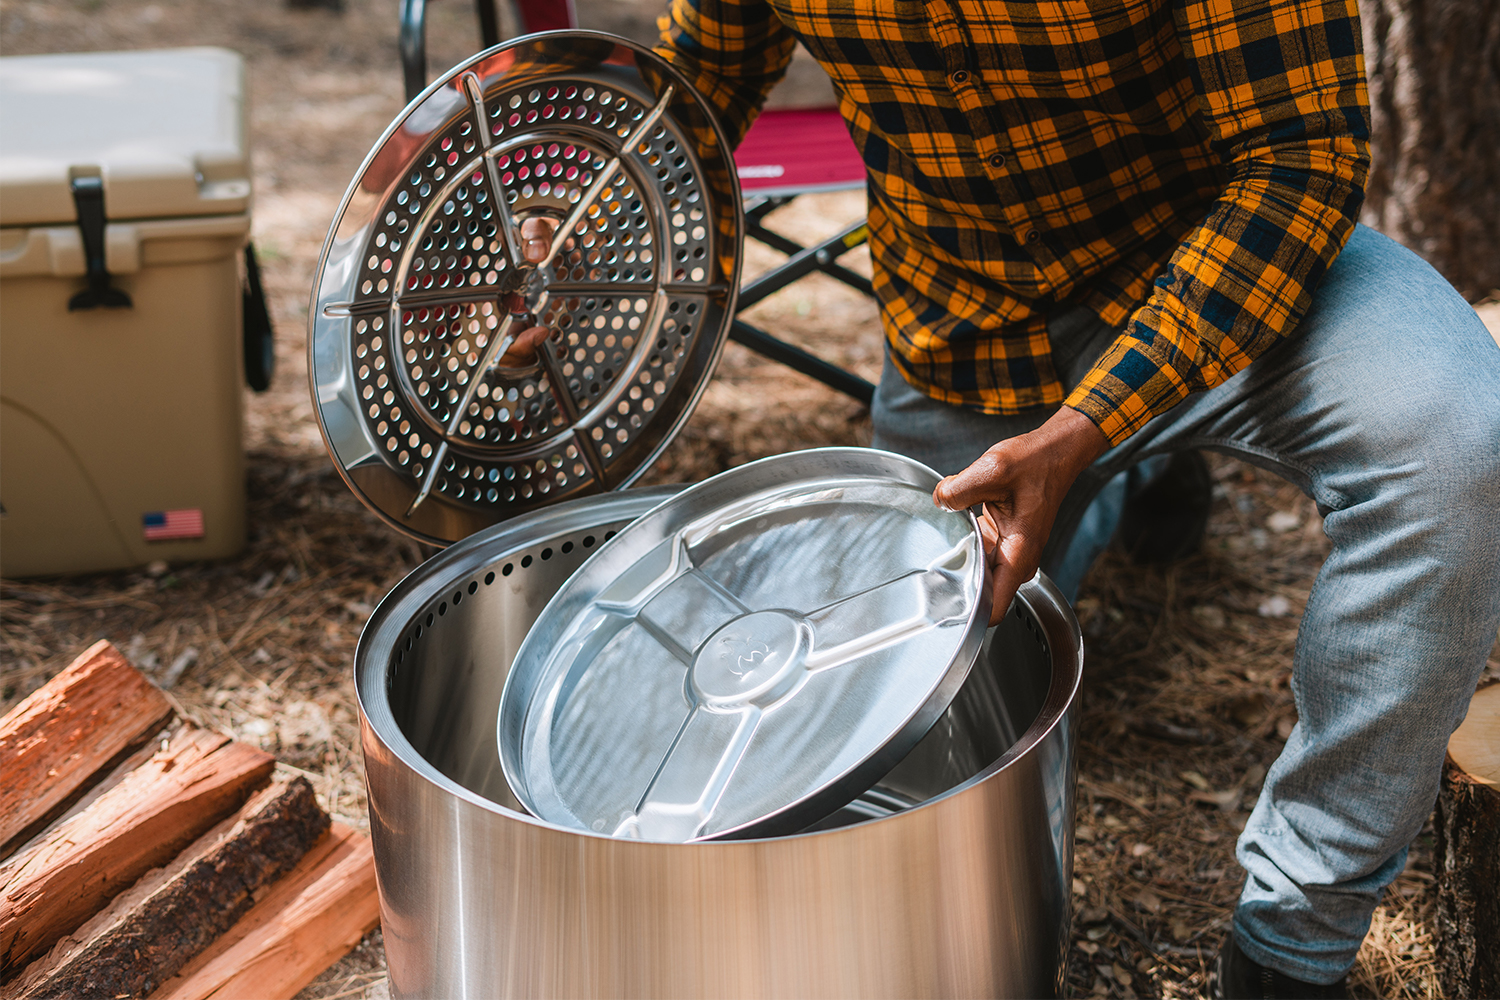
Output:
[142,509,205,542]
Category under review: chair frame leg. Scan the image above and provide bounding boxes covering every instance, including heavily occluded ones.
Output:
[400,0,428,103]
[729,319,875,405]
[733,197,877,404]
[403,0,501,104]
[476,0,501,50]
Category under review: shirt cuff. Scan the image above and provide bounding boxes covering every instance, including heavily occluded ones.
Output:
[1062,333,1194,446]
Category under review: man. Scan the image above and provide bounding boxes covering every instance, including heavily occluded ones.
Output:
[520,0,1500,992]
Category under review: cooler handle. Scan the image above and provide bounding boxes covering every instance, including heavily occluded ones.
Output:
[67,177,132,312]
[242,243,275,392]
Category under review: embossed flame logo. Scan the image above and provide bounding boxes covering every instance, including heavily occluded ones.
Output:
[718,634,772,678]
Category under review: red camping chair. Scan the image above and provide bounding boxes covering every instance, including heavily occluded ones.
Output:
[399,0,876,403]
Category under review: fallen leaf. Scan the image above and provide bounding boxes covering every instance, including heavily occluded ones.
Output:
[1073,878,1087,896]
[1078,941,1100,956]
[1179,770,1211,791]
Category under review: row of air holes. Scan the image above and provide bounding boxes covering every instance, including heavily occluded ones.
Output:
[392,530,622,664]
[381,130,477,236]
[490,85,642,137]
[587,348,680,452]
[404,308,501,395]
[561,295,649,334]
[1018,606,1050,658]
[355,322,398,414]
[441,448,585,504]
[562,339,632,398]
[497,143,598,190]
[401,174,500,283]
[665,192,709,282]
[352,318,423,467]
[580,184,653,282]
[399,198,498,294]
[386,126,481,223]
[554,227,655,283]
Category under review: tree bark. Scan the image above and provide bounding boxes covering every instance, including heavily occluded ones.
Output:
[1356,0,1494,301]
[0,728,274,978]
[1434,682,1500,999]
[1357,0,1500,301]
[151,824,380,1000]
[5,777,328,1000]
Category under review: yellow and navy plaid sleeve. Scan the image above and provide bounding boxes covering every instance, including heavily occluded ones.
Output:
[651,0,1370,440]
[654,0,799,147]
[1064,0,1370,444]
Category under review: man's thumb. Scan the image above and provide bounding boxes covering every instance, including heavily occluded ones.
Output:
[933,460,998,511]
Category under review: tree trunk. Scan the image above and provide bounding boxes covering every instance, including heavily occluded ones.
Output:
[1434,682,1500,999]
[1357,0,1500,301]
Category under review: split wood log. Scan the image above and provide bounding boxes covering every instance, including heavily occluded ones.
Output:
[4,776,329,1000]
[1435,681,1500,1000]
[0,640,173,859]
[151,823,380,1000]
[0,726,274,979]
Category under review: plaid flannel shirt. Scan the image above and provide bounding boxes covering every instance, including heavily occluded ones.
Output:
[655,0,1370,444]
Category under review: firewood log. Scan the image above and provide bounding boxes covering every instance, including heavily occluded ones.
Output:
[150,823,380,1000]
[4,776,328,999]
[0,641,173,858]
[0,727,273,978]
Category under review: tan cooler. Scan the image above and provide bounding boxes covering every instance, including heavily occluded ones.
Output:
[0,47,253,577]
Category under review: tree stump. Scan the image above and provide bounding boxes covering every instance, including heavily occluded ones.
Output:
[1435,681,1500,999]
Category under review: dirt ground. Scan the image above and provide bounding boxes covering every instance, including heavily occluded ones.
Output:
[2,2,1498,997]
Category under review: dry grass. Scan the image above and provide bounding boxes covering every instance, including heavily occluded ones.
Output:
[3,2,1498,997]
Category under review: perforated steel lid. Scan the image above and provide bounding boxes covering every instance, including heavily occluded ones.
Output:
[309,33,741,544]
[498,448,992,842]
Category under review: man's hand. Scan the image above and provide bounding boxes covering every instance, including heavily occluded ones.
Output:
[933,406,1109,625]
[497,216,561,367]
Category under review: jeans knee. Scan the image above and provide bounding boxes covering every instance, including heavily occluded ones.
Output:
[1429,408,1500,511]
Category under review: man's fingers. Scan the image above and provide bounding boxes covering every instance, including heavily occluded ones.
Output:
[985,510,1040,626]
[933,452,1009,511]
[520,217,555,263]
[498,324,553,367]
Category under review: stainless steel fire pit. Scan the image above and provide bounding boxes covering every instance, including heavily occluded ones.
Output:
[356,488,1082,999]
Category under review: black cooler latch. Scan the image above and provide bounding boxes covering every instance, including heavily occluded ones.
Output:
[68,175,133,311]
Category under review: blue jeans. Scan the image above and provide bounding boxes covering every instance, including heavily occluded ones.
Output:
[870,225,1500,983]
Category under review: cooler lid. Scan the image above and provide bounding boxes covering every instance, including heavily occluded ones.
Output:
[498,448,992,842]
[0,48,249,227]
[308,32,742,545]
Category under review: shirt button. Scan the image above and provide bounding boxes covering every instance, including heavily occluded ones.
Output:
[1025,229,1041,243]
[988,153,1006,168]
[951,70,969,84]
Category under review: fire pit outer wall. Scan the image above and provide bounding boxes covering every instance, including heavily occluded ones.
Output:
[356,488,1082,999]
